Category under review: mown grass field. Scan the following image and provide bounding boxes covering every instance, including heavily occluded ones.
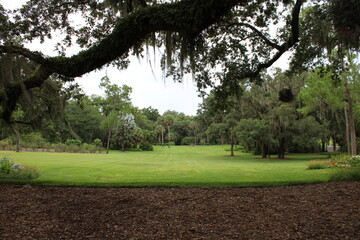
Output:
[0,145,333,187]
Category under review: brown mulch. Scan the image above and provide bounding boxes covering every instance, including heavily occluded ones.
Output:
[1,182,359,240]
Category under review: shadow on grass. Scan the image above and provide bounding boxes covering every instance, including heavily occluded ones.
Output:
[0,179,329,188]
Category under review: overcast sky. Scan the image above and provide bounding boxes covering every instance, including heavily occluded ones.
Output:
[2,0,289,116]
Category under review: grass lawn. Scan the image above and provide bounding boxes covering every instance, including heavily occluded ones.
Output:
[0,145,333,187]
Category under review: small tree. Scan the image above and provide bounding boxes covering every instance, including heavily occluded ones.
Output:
[113,113,137,151]
[162,114,174,147]
[188,121,199,145]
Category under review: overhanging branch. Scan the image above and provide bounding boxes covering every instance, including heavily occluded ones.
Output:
[0,46,47,64]
[0,0,305,122]
[241,0,304,79]
[229,22,282,50]
[0,0,244,122]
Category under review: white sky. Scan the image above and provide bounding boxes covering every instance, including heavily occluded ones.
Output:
[1,0,289,116]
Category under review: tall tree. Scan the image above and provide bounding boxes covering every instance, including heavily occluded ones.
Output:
[96,76,132,153]
[290,1,360,154]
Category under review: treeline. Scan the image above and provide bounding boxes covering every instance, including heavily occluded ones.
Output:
[196,63,360,158]
[1,65,359,156]
[0,76,201,153]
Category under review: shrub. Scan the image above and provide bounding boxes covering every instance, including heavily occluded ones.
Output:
[21,132,49,149]
[327,154,353,168]
[66,144,82,153]
[12,164,41,180]
[307,159,337,170]
[0,157,14,174]
[65,139,82,146]
[0,140,12,150]
[167,142,176,146]
[348,155,360,167]
[54,143,66,153]
[307,162,328,170]
[0,157,40,180]
[87,145,97,153]
[329,168,360,182]
[93,138,102,148]
[181,137,195,146]
[139,142,153,151]
[42,143,53,152]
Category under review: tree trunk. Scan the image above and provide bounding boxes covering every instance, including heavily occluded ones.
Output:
[12,124,21,152]
[344,107,351,154]
[167,126,171,148]
[230,135,235,157]
[64,118,82,141]
[261,142,269,158]
[162,128,164,146]
[194,130,197,146]
[121,143,125,152]
[321,140,326,152]
[106,130,111,154]
[344,85,357,155]
[341,53,357,155]
[278,138,285,159]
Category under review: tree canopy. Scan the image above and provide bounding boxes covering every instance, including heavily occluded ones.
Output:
[0,0,307,123]
[1,0,359,126]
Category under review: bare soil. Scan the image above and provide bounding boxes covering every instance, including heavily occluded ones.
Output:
[1,182,359,239]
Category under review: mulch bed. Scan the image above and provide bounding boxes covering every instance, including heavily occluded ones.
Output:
[1,182,359,239]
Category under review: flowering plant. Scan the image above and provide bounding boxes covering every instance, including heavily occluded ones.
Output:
[348,155,360,167]
[0,157,40,180]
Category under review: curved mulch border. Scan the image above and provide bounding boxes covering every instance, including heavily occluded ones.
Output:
[0,182,359,239]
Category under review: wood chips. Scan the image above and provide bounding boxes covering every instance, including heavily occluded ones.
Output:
[0,182,359,239]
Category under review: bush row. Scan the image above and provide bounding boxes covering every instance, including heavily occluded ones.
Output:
[0,138,105,154]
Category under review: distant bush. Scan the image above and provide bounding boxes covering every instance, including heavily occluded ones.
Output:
[181,137,195,146]
[93,138,102,147]
[66,144,82,153]
[65,139,82,146]
[307,161,329,170]
[139,142,153,151]
[0,139,12,150]
[85,144,97,153]
[0,157,40,180]
[21,132,49,149]
[348,155,360,167]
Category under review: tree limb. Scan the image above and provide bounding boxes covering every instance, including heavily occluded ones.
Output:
[229,22,282,50]
[0,45,47,64]
[242,0,304,79]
